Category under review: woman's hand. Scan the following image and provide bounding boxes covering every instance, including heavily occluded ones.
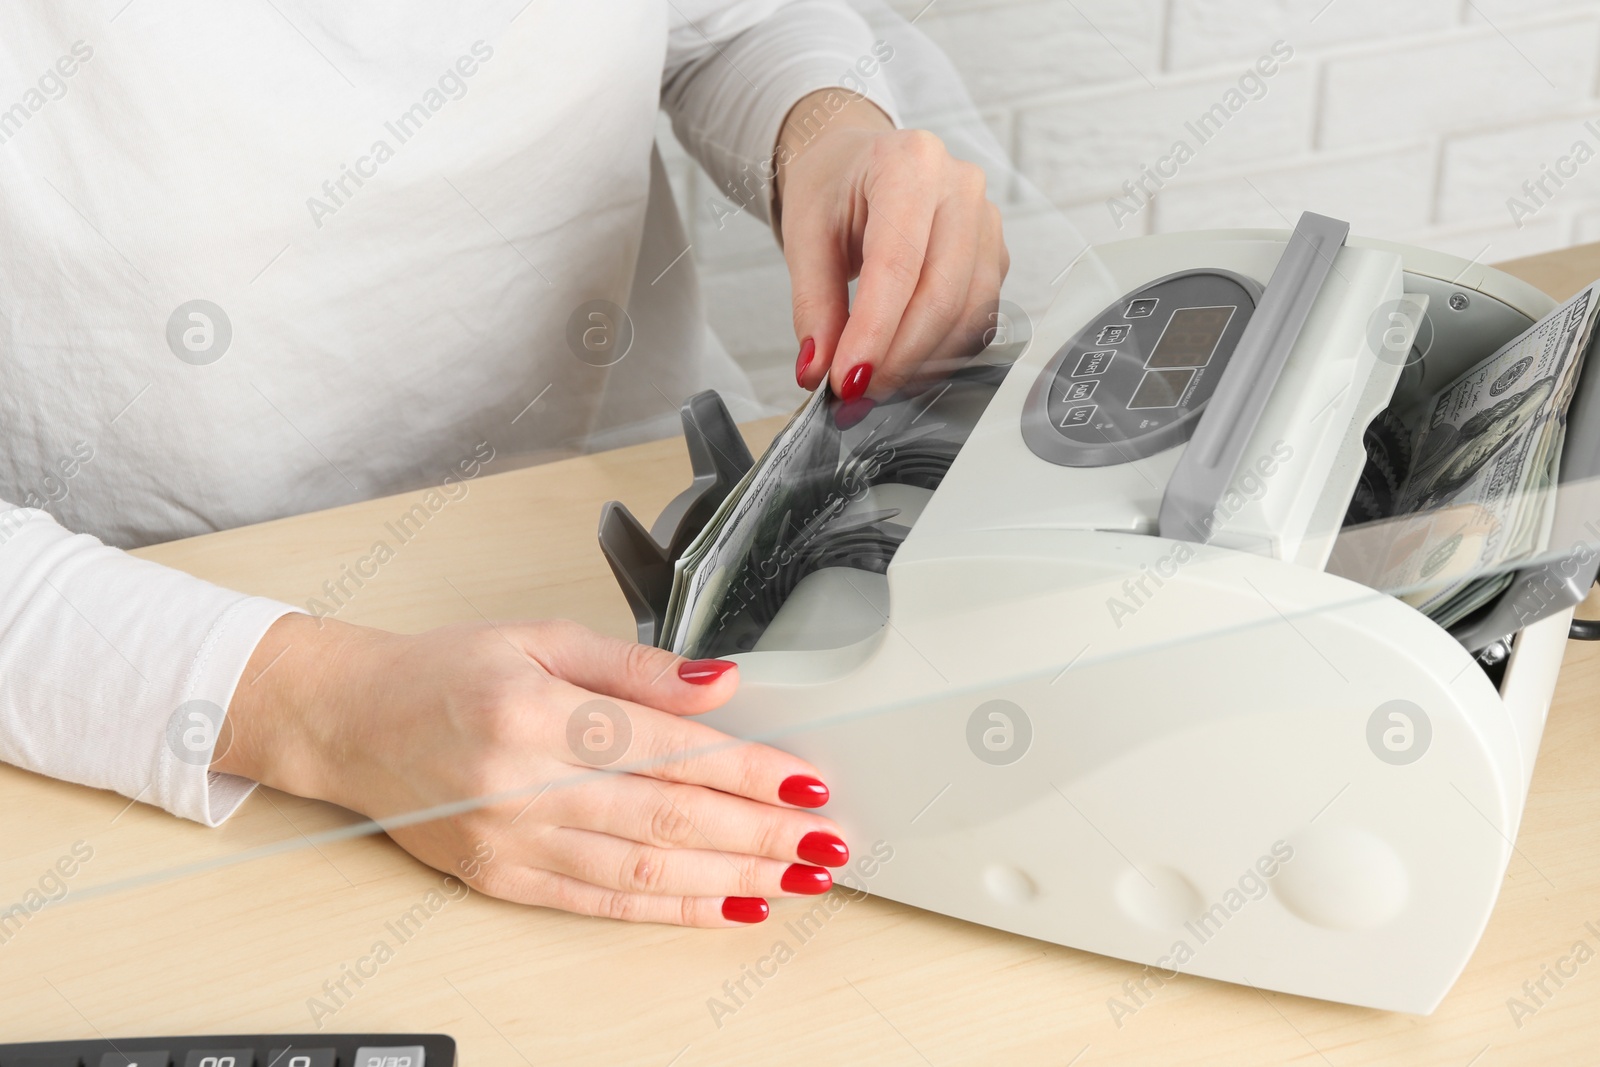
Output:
[217,613,848,926]
[776,90,1009,404]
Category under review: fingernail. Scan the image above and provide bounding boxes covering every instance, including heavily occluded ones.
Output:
[795,337,815,385]
[779,774,829,807]
[782,863,832,895]
[678,658,736,685]
[833,396,876,431]
[797,831,849,867]
[723,896,769,923]
[840,363,873,401]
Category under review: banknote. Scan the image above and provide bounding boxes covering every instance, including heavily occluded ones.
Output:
[658,459,755,647]
[667,386,840,655]
[663,367,1005,655]
[1340,281,1600,623]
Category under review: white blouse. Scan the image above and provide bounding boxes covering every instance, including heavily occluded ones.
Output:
[0,0,897,824]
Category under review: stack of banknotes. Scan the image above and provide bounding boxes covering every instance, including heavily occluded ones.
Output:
[659,374,988,658]
[1332,280,1600,627]
[661,387,844,657]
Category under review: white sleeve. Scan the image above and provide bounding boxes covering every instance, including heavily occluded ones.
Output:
[0,502,298,826]
[662,0,901,227]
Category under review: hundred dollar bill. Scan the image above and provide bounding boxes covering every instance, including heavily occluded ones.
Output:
[1340,281,1600,622]
[667,386,839,655]
[661,366,1007,654]
[658,458,757,647]
[667,388,956,656]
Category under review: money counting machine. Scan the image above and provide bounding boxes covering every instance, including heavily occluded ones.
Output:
[598,213,1600,1012]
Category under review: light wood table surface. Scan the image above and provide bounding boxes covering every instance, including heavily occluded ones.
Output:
[3,244,1600,1066]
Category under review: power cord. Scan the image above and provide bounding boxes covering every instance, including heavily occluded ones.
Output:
[1572,578,1600,640]
[1571,616,1600,640]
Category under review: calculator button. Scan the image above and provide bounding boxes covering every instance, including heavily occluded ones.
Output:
[99,1054,169,1067]
[1060,404,1096,428]
[12,1057,82,1067]
[1071,350,1114,377]
[265,1051,335,1067]
[353,1049,424,1067]
[183,1052,254,1067]
[1062,379,1098,403]
[1095,324,1131,346]
[1125,298,1158,318]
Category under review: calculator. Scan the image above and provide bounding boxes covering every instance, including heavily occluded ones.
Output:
[0,1034,454,1067]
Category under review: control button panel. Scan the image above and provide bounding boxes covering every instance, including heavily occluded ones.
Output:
[1022,269,1261,468]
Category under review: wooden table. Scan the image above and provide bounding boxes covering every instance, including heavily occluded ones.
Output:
[4,244,1600,1066]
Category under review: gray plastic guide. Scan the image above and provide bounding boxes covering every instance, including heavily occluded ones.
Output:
[597,391,753,645]
[651,391,754,561]
[1158,212,1350,542]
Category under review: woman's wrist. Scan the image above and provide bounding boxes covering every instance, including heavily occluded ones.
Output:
[214,612,389,805]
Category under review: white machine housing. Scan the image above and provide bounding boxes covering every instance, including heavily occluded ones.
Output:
[626,221,1578,1013]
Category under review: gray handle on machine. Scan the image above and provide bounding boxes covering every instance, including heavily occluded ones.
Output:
[1158,212,1350,543]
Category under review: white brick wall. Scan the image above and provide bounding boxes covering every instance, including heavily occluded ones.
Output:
[660,0,1600,409]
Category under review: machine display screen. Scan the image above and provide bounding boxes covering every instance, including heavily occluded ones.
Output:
[1146,305,1235,368]
[1128,368,1195,409]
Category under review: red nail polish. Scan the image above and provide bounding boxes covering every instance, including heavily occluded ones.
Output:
[797,831,849,867]
[796,337,815,385]
[833,396,876,431]
[840,363,872,402]
[779,775,829,807]
[723,896,769,923]
[782,863,832,895]
[678,658,736,685]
